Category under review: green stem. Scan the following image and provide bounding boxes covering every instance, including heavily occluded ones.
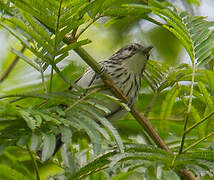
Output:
[49,0,63,93]
[0,46,25,83]
[179,62,196,154]
[27,146,40,180]
[65,88,101,112]
[183,132,214,153]
[144,90,159,118]
[184,110,214,135]
[75,16,102,39]
[39,62,47,93]
[144,16,164,26]
[49,68,54,92]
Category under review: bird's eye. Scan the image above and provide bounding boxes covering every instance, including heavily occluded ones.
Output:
[128,47,133,51]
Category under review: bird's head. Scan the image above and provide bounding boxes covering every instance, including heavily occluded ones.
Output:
[109,43,153,62]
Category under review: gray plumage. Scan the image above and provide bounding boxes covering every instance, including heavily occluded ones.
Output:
[76,43,152,121]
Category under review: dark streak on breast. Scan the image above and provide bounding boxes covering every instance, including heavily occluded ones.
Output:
[115,72,124,79]
[122,74,131,84]
[126,81,133,97]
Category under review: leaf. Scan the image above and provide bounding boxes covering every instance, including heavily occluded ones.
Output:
[78,104,124,153]
[62,143,76,175]
[148,0,214,65]
[17,135,30,147]
[22,11,54,47]
[41,133,56,161]
[161,170,180,180]
[160,86,179,130]
[30,132,42,151]
[0,164,29,180]
[11,48,40,71]
[60,126,72,144]
[205,71,214,95]
[198,81,213,110]
[190,106,205,137]
[7,17,53,54]
[18,110,36,130]
[71,113,102,155]
[56,39,91,56]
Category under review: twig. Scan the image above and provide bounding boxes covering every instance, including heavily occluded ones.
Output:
[183,132,214,153]
[144,90,159,118]
[148,117,184,121]
[75,15,102,39]
[27,145,40,180]
[179,62,196,154]
[38,62,47,93]
[184,110,214,135]
[65,88,101,112]
[49,0,63,93]
[0,46,25,82]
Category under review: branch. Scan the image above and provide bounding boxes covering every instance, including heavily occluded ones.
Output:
[0,46,25,83]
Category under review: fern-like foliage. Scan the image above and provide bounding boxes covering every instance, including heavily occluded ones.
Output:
[0,0,214,179]
[148,0,214,65]
[51,144,213,179]
[0,89,125,161]
[125,0,214,65]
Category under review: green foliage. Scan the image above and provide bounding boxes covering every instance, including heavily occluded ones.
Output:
[0,0,214,179]
[148,0,214,65]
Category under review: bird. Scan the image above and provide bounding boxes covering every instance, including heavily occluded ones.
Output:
[73,43,153,121]
[52,43,152,156]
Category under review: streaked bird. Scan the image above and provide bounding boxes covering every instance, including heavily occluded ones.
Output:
[75,43,153,121]
[52,43,152,156]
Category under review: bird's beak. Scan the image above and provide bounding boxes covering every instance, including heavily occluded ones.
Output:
[140,46,153,59]
[142,46,153,54]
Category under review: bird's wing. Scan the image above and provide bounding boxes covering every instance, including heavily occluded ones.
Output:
[69,62,127,120]
[69,61,107,90]
[75,68,97,88]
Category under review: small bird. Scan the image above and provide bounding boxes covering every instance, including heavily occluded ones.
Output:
[52,43,152,156]
[75,43,153,121]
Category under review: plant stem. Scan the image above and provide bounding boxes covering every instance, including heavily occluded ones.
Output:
[179,62,196,154]
[184,110,214,135]
[27,145,40,180]
[65,88,101,112]
[183,132,214,153]
[0,46,25,83]
[144,90,158,118]
[75,15,102,39]
[49,68,54,93]
[38,62,47,93]
[144,16,164,26]
[49,0,63,93]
